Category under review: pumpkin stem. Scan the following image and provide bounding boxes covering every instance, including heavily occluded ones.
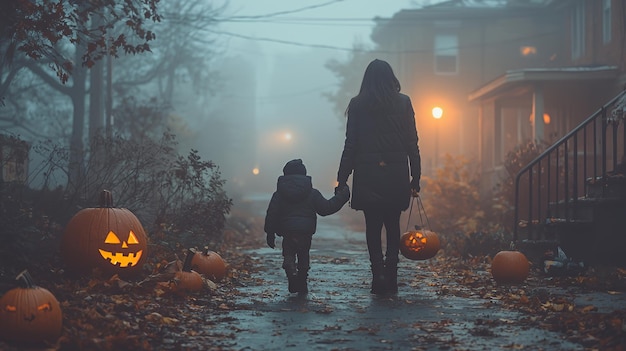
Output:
[203,246,210,255]
[15,269,36,288]
[100,189,114,208]
[182,249,195,272]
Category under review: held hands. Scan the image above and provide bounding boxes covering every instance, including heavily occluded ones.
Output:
[335,182,349,195]
[266,233,276,249]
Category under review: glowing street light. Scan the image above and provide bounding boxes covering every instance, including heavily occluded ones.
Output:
[284,132,292,141]
[432,106,443,169]
[252,167,260,175]
[432,107,443,119]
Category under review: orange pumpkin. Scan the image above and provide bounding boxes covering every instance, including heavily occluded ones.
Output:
[0,270,62,344]
[191,249,227,282]
[491,250,530,284]
[61,190,148,276]
[172,249,204,293]
[400,229,440,260]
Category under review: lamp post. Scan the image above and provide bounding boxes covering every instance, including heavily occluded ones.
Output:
[432,106,443,169]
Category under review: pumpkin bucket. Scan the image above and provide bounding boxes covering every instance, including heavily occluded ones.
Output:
[400,196,440,260]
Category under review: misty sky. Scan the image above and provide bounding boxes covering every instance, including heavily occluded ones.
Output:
[220,0,418,55]
[214,1,430,195]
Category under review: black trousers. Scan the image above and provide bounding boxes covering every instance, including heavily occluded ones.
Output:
[364,208,402,266]
[281,234,312,273]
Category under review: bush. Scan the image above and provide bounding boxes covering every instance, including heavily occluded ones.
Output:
[0,132,232,276]
[418,154,509,257]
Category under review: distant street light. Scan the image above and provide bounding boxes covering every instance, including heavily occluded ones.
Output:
[432,107,443,168]
[252,167,260,175]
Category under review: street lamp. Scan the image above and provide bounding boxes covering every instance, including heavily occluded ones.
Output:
[432,106,443,169]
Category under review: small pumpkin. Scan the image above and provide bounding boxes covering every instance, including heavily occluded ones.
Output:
[61,190,148,276]
[191,248,227,282]
[172,249,204,292]
[491,250,530,284]
[0,270,62,344]
[399,228,440,260]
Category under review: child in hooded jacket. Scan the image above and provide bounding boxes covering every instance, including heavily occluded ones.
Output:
[264,159,350,294]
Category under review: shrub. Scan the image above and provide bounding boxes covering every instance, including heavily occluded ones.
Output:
[0,132,232,276]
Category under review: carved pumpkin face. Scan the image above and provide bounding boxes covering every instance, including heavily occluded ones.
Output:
[0,270,62,343]
[99,230,143,267]
[399,229,440,260]
[61,190,148,276]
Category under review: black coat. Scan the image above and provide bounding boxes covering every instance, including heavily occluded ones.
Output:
[337,93,421,211]
[264,174,350,236]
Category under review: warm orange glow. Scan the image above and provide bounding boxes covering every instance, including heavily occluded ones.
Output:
[530,113,551,125]
[432,107,443,119]
[284,132,292,141]
[252,168,260,175]
[520,46,537,56]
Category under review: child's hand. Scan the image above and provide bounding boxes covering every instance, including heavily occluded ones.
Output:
[266,233,276,249]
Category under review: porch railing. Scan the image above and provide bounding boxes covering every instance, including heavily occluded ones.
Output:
[513,90,626,243]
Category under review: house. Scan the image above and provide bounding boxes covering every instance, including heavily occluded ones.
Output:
[371,0,626,264]
[371,0,624,193]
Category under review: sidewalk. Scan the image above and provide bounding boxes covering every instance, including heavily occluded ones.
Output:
[213,214,619,350]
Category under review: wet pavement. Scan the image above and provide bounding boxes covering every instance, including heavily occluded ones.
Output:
[213,209,621,351]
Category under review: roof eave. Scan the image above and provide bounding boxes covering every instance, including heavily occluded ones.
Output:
[468,67,619,102]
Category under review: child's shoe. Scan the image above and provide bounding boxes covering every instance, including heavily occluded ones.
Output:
[287,272,299,293]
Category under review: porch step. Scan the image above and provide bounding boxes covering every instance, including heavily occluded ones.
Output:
[586,174,626,199]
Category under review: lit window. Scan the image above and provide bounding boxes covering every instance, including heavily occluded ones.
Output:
[434,34,458,75]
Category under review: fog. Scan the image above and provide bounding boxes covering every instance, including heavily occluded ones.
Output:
[196,0,424,198]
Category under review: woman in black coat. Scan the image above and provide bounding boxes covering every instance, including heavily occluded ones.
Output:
[336,59,421,295]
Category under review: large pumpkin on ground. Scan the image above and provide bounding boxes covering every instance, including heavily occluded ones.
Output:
[0,270,62,344]
[191,248,227,282]
[491,250,530,284]
[61,190,148,276]
[400,228,440,260]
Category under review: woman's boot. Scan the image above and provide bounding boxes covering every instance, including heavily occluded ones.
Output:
[384,262,398,294]
[370,263,386,295]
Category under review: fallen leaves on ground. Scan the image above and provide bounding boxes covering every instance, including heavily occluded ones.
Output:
[419,255,626,351]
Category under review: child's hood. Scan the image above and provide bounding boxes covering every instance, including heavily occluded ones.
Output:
[277,174,313,202]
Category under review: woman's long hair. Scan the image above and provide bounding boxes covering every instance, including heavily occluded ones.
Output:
[346,59,401,115]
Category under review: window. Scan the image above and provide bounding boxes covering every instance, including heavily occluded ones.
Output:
[571,1,585,60]
[603,0,612,44]
[434,34,458,75]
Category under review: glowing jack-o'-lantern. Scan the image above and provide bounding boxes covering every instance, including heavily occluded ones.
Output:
[491,250,530,284]
[399,228,440,260]
[191,248,227,282]
[0,270,62,344]
[61,190,148,276]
